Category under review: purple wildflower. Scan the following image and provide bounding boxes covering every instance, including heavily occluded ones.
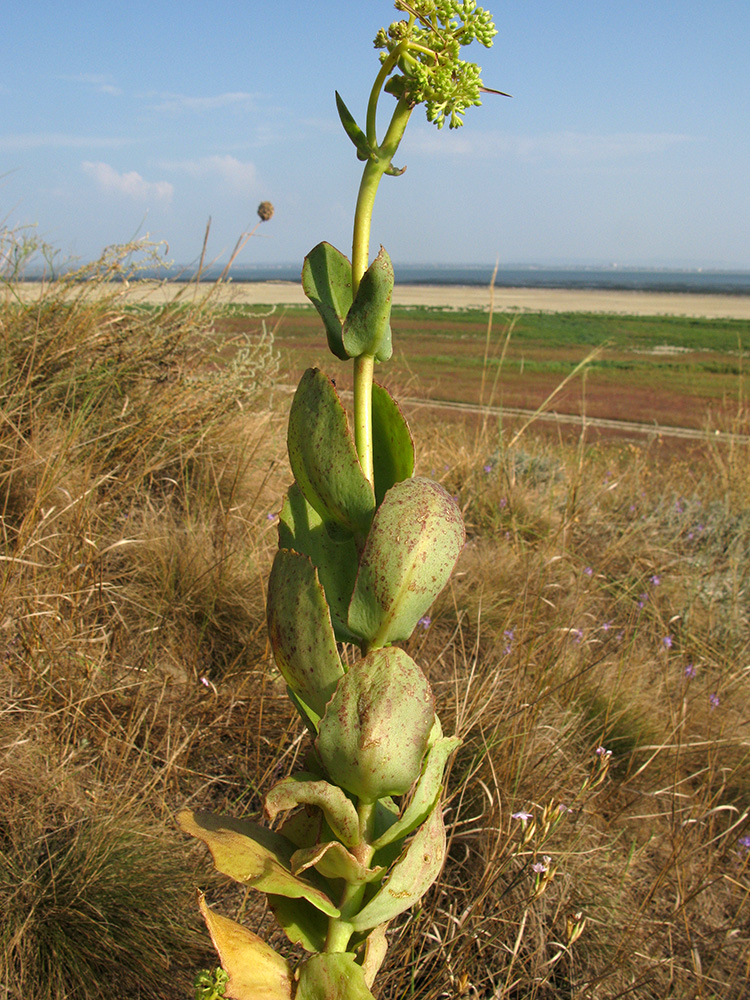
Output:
[662,636,673,650]
[684,663,696,678]
[584,566,593,577]
[650,574,661,586]
[418,616,432,630]
[709,693,720,709]
[512,810,533,823]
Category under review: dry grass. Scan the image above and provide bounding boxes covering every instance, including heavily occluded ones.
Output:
[2,232,750,999]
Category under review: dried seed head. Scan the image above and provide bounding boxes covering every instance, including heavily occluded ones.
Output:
[257,201,275,222]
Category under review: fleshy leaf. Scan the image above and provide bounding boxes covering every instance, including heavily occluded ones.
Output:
[291,841,385,884]
[198,894,292,1000]
[371,735,461,849]
[342,246,394,362]
[371,381,415,505]
[349,802,446,932]
[301,242,352,360]
[316,647,434,803]
[335,91,373,162]
[347,477,465,645]
[372,797,400,842]
[266,549,344,719]
[296,954,376,1000]
[177,810,339,917]
[265,773,359,848]
[287,369,375,540]
[278,483,360,642]
[266,894,328,954]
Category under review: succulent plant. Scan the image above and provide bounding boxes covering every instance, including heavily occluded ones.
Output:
[179,4,500,997]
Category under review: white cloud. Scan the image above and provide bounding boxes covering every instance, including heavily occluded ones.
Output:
[161,154,257,192]
[64,73,122,96]
[82,161,173,203]
[410,129,695,161]
[151,92,256,114]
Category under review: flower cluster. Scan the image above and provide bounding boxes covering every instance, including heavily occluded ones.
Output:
[375,0,498,128]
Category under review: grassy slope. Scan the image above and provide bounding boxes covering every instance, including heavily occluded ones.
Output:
[3,273,750,999]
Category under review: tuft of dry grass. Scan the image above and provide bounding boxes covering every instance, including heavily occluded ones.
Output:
[0,232,288,1000]
[2,231,750,999]
[0,702,211,1000]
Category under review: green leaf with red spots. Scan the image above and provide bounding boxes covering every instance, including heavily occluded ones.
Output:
[316,647,434,803]
[347,477,465,645]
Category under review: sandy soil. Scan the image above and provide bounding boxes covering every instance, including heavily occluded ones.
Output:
[13,280,750,319]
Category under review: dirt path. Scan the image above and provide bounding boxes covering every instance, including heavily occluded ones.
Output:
[396,394,750,442]
[274,383,748,444]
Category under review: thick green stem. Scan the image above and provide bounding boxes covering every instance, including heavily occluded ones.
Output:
[324,910,354,954]
[351,159,386,298]
[351,97,413,486]
[324,802,377,954]
[353,353,376,485]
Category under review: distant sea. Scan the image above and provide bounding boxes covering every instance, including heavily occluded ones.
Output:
[136,263,750,296]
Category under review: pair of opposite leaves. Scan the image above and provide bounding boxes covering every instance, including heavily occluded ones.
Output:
[302,241,394,363]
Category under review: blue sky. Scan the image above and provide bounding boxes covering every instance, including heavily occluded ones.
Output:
[3,1,749,270]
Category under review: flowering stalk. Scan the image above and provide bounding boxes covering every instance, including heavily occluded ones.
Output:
[179,4,499,998]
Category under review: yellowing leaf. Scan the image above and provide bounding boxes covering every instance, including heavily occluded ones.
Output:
[198,894,292,1000]
[177,810,340,917]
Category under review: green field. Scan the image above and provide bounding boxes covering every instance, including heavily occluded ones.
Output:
[213,304,750,429]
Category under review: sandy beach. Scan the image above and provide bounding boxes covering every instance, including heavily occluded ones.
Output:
[13,279,750,319]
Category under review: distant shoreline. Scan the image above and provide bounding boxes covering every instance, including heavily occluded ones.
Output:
[12,279,750,319]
